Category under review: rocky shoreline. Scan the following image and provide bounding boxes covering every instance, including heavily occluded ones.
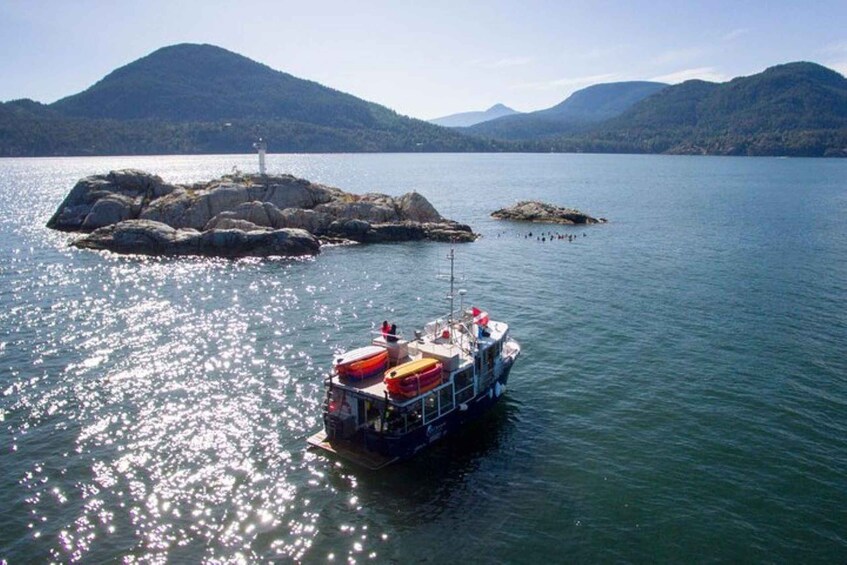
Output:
[48,170,476,257]
[491,200,606,224]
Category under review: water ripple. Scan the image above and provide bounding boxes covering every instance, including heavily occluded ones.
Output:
[1,154,846,562]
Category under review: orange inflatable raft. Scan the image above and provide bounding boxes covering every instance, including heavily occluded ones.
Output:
[384,358,443,398]
[335,346,388,380]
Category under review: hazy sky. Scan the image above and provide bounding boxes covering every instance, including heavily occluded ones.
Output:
[2,0,846,119]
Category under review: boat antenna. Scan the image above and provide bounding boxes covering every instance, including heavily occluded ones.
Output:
[447,243,456,324]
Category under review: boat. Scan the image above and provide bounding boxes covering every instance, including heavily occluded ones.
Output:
[307,248,521,469]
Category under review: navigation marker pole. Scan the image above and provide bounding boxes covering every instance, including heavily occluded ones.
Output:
[253,138,267,175]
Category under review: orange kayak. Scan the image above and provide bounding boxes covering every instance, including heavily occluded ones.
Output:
[336,347,388,380]
[385,359,443,397]
[385,358,440,381]
[335,345,384,368]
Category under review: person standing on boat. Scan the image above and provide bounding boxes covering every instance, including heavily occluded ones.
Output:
[387,323,399,343]
[381,320,390,339]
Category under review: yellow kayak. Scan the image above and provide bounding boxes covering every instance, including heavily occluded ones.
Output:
[385,358,440,381]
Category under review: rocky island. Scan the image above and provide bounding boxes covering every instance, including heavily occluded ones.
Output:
[47,170,476,258]
[491,200,606,225]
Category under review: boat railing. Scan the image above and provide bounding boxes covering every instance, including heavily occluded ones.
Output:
[421,379,456,425]
[370,329,403,342]
[454,320,478,356]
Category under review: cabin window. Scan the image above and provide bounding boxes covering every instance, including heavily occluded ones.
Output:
[456,386,474,404]
[485,346,496,370]
[453,367,474,404]
[385,406,405,434]
[406,405,423,431]
[364,400,384,431]
[423,394,439,423]
[354,398,366,426]
[439,386,454,413]
[454,367,473,390]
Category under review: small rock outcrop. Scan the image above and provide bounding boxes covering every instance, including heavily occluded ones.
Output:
[491,201,606,224]
[47,170,476,258]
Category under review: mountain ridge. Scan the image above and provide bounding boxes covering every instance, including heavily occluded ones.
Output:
[563,61,847,156]
[51,44,393,127]
[429,103,520,128]
[0,46,845,157]
[1,43,498,155]
[464,81,668,140]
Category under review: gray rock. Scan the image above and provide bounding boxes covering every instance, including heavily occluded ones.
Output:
[138,188,190,226]
[141,184,250,229]
[259,176,339,209]
[72,219,319,258]
[207,218,267,232]
[327,219,372,239]
[491,200,606,224]
[81,194,137,230]
[138,176,340,230]
[396,192,442,223]
[47,169,175,231]
[315,200,399,223]
[49,169,478,258]
[326,220,475,244]
[275,208,334,233]
[420,221,476,242]
[204,201,276,230]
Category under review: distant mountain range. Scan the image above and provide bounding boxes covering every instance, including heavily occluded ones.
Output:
[463,81,668,140]
[429,103,520,127]
[0,44,845,157]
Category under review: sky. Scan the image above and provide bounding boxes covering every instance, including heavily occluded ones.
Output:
[1,0,846,120]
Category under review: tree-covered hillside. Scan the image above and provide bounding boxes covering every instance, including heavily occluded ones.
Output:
[0,44,497,155]
[464,81,668,140]
[1,46,845,157]
[563,62,847,156]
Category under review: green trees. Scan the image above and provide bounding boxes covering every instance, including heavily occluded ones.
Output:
[1,46,845,157]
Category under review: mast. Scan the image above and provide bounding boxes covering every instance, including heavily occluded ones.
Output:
[447,246,455,325]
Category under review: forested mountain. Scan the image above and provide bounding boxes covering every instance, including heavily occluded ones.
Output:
[0,44,497,155]
[464,82,667,140]
[556,62,847,156]
[0,46,845,157]
[52,44,398,127]
[429,103,520,127]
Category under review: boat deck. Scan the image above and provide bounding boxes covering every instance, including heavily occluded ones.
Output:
[306,431,398,470]
[328,319,502,404]
[329,372,391,398]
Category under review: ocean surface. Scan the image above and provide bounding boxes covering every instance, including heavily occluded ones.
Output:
[0,153,845,563]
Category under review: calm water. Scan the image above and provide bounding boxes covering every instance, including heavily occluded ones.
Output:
[1,153,845,563]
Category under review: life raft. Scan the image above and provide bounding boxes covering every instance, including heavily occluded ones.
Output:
[335,346,388,380]
[384,358,443,398]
